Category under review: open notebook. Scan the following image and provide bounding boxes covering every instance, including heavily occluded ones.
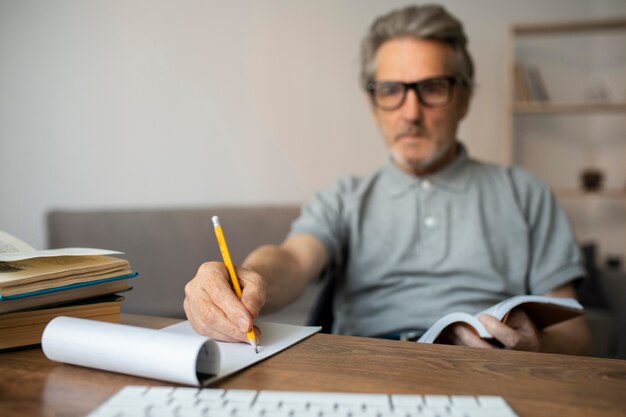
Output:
[42,317,320,386]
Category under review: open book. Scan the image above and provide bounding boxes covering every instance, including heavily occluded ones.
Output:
[42,317,320,386]
[417,295,584,344]
[0,230,134,299]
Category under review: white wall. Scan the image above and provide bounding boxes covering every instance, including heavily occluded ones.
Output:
[1,0,624,249]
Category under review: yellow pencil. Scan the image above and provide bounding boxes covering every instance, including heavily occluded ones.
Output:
[211,216,258,353]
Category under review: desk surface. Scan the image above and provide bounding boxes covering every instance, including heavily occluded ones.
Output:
[0,314,625,417]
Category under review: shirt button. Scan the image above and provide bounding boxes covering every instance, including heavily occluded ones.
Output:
[424,216,436,228]
[421,180,431,190]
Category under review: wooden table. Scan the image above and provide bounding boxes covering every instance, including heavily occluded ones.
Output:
[1,314,625,417]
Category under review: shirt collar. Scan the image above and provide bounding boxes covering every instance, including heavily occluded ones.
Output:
[383,142,472,198]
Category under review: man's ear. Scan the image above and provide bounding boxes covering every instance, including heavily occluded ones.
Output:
[458,86,472,120]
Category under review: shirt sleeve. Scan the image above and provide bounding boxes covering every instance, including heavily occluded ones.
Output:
[509,168,586,295]
[288,176,357,276]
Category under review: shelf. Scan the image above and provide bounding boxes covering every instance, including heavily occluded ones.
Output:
[553,188,626,199]
[513,102,626,114]
[513,18,626,35]
[505,17,626,260]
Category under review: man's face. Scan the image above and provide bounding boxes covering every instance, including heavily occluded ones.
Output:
[371,37,470,175]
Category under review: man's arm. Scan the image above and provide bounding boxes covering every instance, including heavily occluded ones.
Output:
[183,234,327,342]
[534,282,591,355]
[242,234,327,314]
[448,282,592,355]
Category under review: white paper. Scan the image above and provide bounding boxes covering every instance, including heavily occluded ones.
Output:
[162,321,321,384]
[42,317,320,386]
[0,247,124,262]
[42,317,219,386]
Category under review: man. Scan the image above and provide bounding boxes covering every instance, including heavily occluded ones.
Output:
[184,4,591,355]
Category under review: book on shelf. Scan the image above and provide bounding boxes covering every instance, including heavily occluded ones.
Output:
[526,65,549,101]
[0,294,124,350]
[0,230,136,299]
[42,317,321,386]
[417,295,584,344]
[514,62,533,102]
[513,63,550,103]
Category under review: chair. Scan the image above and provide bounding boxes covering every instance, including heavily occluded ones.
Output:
[306,276,335,334]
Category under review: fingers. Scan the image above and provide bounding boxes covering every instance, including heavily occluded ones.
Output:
[478,311,540,352]
[252,325,262,345]
[183,262,266,343]
[236,266,266,318]
[478,314,520,348]
[447,324,495,349]
[183,271,246,342]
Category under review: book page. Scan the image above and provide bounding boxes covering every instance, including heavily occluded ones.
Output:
[0,255,130,289]
[418,296,584,344]
[0,247,123,262]
[481,295,582,321]
[0,230,35,253]
[162,320,321,385]
[417,312,490,343]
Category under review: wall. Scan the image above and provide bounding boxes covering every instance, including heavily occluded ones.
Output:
[1,0,625,249]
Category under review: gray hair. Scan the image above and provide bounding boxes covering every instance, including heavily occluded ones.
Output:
[360,4,474,89]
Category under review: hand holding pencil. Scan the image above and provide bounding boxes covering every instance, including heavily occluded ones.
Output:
[211,216,259,353]
[182,219,265,348]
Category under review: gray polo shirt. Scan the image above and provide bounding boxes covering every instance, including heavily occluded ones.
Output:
[289,144,584,337]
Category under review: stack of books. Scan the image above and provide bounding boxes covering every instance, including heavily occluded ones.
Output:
[0,230,137,350]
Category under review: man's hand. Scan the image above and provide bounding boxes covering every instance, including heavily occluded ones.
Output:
[183,261,265,343]
[440,283,590,355]
[444,309,541,352]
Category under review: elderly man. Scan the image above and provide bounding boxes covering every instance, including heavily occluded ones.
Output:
[184,4,591,355]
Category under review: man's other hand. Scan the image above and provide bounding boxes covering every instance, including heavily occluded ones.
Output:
[445,309,541,352]
[183,262,265,343]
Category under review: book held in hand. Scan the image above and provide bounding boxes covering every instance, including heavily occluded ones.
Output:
[417,295,584,344]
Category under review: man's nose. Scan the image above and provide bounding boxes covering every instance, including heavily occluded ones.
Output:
[401,87,421,120]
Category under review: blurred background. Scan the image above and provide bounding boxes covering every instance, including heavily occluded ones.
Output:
[0,0,623,250]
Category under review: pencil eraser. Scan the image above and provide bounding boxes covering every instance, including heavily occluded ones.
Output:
[211,216,220,227]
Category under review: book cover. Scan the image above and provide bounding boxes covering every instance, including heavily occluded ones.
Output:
[526,65,550,102]
[0,276,134,313]
[514,62,533,102]
[0,295,123,350]
[417,296,584,344]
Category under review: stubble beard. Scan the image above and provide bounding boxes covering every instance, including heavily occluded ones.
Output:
[390,128,457,176]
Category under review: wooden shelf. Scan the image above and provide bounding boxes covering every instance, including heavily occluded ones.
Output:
[553,188,626,199]
[505,17,626,260]
[513,18,626,35]
[513,102,626,114]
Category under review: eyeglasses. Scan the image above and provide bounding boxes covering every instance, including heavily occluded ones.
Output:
[366,76,467,110]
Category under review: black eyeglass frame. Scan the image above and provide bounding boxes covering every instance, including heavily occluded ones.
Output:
[366,75,468,110]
